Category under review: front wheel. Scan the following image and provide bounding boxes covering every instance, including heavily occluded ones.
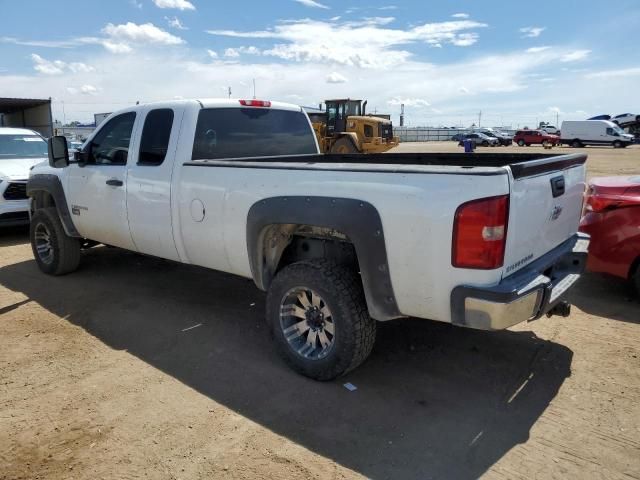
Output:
[330,137,358,154]
[266,259,376,380]
[30,207,81,275]
[613,140,622,148]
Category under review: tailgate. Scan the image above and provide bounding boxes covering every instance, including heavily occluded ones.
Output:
[502,154,587,277]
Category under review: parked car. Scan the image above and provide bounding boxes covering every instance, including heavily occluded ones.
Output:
[587,114,611,121]
[561,120,635,148]
[28,98,588,380]
[513,129,560,147]
[0,127,48,226]
[457,132,499,147]
[539,124,560,135]
[611,113,640,126]
[580,176,640,295]
[478,129,512,146]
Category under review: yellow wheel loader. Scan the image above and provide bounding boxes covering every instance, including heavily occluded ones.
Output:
[309,99,399,154]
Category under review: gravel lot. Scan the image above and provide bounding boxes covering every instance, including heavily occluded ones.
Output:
[1,144,639,479]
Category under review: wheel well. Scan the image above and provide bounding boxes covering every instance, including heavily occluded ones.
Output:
[30,190,56,214]
[261,224,359,285]
[628,256,640,281]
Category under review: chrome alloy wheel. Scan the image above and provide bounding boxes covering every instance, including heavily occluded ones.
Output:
[280,287,336,360]
[34,223,54,265]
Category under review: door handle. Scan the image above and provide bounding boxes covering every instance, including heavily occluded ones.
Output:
[550,176,565,198]
[106,179,123,187]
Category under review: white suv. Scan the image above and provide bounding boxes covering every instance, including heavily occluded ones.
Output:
[0,128,48,226]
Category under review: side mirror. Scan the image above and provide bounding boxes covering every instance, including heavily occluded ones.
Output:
[48,136,69,168]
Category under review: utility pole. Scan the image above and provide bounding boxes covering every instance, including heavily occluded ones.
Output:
[400,103,405,127]
[252,79,256,99]
[556,111,559,127]
[61,100,66,136]
[228,86,231,99]
[478,110,482,128]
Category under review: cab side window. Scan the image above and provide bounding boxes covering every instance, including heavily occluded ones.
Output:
[364,124,374,138]
[88,112,136,165]
[139,109,174,166]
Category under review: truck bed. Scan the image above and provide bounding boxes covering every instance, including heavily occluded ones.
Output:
[186,152,587,179]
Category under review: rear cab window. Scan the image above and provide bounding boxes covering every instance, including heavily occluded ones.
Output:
[191,107,317,160]
[139,109,174,165]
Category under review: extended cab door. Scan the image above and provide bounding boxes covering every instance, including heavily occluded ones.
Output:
[126,106,184,261]
[66,111,138,249]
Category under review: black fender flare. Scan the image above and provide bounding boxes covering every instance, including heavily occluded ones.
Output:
[246,196,401,321]
[27,174,80,237]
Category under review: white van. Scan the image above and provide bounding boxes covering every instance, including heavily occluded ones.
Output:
[561,120,635,148]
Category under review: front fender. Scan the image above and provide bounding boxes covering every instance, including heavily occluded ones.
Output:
[27,174,80,237]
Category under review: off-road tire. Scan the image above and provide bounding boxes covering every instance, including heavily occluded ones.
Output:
[30,207,81,275]
[330,137,358,154]
[266,259,376,381]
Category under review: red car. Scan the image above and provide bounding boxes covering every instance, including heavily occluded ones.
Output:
[513,129,560,147]
[579,176,640,294]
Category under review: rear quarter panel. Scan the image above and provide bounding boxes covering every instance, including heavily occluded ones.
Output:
[176,163,510,323]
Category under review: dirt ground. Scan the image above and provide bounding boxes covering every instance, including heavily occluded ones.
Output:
[1,144,639,480]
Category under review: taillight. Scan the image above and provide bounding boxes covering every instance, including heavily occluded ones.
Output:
[239,99,271,107]
[452,195,509,269]
[584,193,640,213]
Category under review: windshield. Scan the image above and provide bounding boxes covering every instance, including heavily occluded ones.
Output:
[613,125,626,135]
[0,134,47,159]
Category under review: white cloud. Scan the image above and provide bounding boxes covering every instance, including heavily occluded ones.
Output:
[101,40,133,53]
[379,5,397,10]
[560,49,590,62]
[102,22,185,46]
[207,18,488,69]
[130,0,143,9]
[526,46,551,53]
[387,97,430,108]
[520,26,545,38]
[30,54,94,75]
[585,67,640,79]
[80,84,100,95]
[152,0,195,10]
[207,49,218,58]
[458,86,469,94]
[224,46,261,57]
[1,36,77,48]
[326,72,347,83]
[451,13,469,19]
[166,16,188,30]
[293,0,329,9]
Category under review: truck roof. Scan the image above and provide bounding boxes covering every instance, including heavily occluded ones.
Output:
[125,98,303,112]
[0,127,40,136]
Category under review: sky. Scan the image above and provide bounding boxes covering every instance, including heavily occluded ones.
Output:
[1,0,639,127]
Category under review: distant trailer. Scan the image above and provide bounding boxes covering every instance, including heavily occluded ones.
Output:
[0,97,53,137]
[94,112,111,127]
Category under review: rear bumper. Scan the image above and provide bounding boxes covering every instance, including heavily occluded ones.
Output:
[450,233,589,330]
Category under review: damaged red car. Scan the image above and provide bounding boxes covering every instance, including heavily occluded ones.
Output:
[580,176,640,294]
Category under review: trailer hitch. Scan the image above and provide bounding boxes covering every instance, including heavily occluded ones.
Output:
[547,301,571,318]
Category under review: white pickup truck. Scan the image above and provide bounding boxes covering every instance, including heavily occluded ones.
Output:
[28,98,589,380]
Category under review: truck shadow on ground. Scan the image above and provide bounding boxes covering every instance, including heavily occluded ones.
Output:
[0,247,573,480]
[569,273,640,324]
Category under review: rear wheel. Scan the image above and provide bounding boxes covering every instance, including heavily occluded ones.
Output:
[517,139,525,146]
[330,137,358,154]
[571,139,582,148]
[266,259,376,380]
[30,207,81,275]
